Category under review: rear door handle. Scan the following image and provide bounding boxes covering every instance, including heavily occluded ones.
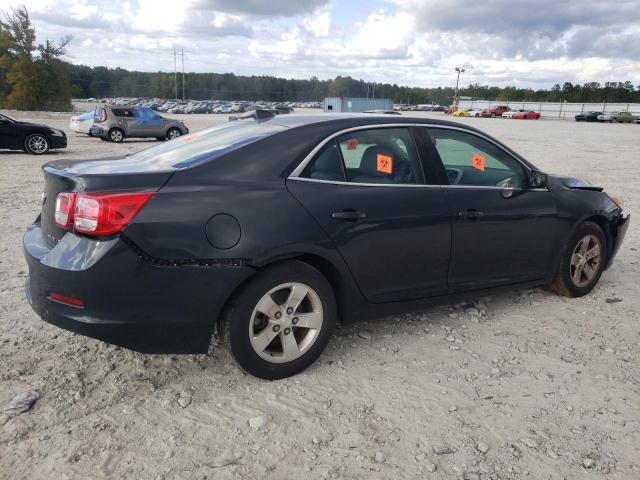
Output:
[332,210,367,221]
[458,209,484,220]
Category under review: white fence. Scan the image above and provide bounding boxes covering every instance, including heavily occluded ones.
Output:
[457,100,640,119]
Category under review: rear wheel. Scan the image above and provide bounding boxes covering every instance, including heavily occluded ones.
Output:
[219,260,336,379]
[166,128,182,140]
[24,134,50,155]
[108,128,125,143]
[548,221,606,297]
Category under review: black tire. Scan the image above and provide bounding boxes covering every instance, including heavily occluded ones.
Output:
[219,260,336,380]
[24,133,50,155]
[548,221,607,297]
[155,137,165,141]
[108,128,125,143]
[166,128,182,140]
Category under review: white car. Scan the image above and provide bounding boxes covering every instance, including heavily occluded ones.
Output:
[596,112,618,122]
[468,109,484,117]
[69,111,94,134]
[502,109,526,119]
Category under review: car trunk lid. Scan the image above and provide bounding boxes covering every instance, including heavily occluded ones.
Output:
[40,157,173,242]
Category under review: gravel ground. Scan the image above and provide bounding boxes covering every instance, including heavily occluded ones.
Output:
[1,109,638,480]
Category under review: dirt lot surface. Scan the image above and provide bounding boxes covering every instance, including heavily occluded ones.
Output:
[1,108,638,479]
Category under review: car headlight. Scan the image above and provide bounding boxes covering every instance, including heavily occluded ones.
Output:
[49,129,64,137]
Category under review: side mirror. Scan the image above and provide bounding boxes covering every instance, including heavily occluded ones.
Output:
[530,170,548,189]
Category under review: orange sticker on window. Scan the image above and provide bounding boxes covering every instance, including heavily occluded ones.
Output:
[472,152,485,172]
[376,154,393,174]
[346,138,358,150]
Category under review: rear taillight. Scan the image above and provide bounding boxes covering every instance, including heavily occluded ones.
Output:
[54,191,153,236]
[74,192,154,235]
[54,192,76,228]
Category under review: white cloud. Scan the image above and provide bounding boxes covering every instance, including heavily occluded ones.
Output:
[303,10,331,38]
[8,0,640,88]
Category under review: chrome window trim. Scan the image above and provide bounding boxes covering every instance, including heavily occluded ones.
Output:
[289,123,535,183]
[287,176,549,192]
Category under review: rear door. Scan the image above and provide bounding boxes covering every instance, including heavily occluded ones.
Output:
[418,126,561,291]
[111,108,142,137]
[287,126,451,303]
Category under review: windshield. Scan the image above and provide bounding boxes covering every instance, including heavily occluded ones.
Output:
[133,120,288,169]
[0,113,17,122]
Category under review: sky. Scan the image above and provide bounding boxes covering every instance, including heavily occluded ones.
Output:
[7,0,640,89]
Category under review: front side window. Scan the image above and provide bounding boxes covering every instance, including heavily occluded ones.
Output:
[427,128,527,188]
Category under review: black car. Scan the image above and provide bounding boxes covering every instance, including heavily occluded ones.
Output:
[575,111,603,122]
[0,112,67,154]
[23,114,629,379]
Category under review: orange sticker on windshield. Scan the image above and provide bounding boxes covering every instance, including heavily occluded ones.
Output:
[346,138,358,150]
[376,154,393,174]
[472,152,485,172]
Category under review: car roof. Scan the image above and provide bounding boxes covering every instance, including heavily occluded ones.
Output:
[262,113,483,132]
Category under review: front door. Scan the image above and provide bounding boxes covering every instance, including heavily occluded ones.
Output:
[287,127,451,303]
[421,127,561,291]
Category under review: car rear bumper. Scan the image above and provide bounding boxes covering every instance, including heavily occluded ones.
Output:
[23,223,254,353]
[606,213,630,269]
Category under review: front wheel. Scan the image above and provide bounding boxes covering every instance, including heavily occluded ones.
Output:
[24,134,50,154]
[548,221,606,297]
[219,260,336,379]
[166,128,182,140]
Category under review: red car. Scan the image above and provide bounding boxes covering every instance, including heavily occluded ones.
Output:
[512,110,540,120]
[481,105,511,117]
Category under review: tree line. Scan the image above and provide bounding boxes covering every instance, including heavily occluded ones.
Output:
[2,6,640,112]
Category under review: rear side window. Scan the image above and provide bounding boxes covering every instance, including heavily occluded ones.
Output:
[301,128,423,185]
[112,108,135,117]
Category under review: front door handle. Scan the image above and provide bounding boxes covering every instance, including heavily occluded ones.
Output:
[332,210,367,221]
[459,209,484,220]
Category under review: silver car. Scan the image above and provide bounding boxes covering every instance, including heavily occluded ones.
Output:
[90,106,189,142]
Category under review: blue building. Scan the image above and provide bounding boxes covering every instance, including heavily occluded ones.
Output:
[323,97,393,113]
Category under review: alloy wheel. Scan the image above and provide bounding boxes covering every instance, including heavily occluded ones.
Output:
[570,234,602,288]
[168,129,181,139]
[110,130,123,142]
[249,282,323,363]
[27,135,48,154]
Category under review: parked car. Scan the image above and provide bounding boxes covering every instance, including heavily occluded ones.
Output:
[90,106,189,142]
[574,111,603,122]
[69,111,95,134]
[502,109,527,119]
[0,112,67,155]
[482,106,511,118]
[23,114,629,379]
[609,112,640,123]
[451,109,471,117]
[468,109,484,117]
[512,110,541,120]
[596,112,616,122]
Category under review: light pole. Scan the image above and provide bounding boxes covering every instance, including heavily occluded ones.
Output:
[454,67,465,107]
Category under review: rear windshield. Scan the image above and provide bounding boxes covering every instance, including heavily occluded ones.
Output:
[125,121,287,170]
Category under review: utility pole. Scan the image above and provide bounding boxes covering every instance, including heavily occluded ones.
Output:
[454,67,465,107]
[179,48,185,101]
[172,47,178,100]
[372,83,375,99]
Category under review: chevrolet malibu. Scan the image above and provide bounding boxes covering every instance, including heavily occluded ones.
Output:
[23,114,629,379]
